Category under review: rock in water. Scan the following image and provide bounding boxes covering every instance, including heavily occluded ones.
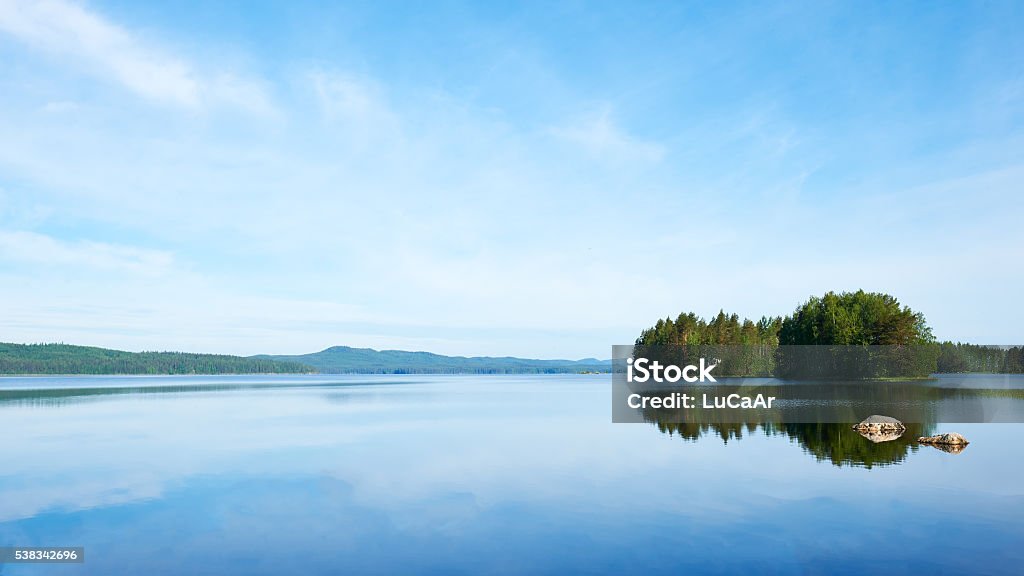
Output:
[852,415,906,435]
[917,433,969,446]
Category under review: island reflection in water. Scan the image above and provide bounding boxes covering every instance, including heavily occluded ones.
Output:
[2,374,1023,575]
[623,374,1024,467]
[644,419,935,468]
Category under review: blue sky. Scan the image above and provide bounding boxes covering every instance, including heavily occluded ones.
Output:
[0,0,1022,358]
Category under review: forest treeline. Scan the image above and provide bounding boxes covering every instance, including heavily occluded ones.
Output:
[0,343,311,375]
[0,343,613,375]
[936,342,1024,373]
[636,290,1023,375]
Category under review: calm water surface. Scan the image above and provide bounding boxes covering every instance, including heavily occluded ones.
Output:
[1,375,1022,575]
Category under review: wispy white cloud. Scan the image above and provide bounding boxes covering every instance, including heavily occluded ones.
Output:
[0,0,272,113]
[0,230,174,276]
[550,105,665,164]
[310,71,402,142]
[0,0,199,105]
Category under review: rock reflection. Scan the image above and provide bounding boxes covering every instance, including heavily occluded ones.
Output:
[920,442,969,455]
[856,428,905,443]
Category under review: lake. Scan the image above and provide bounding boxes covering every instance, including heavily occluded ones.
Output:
[1,374,1022,575]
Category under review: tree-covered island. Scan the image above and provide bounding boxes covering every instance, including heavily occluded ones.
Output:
[636,290,1023,377]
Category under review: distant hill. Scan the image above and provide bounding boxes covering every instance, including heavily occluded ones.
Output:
[0,342,610,375]
[0,343,311,375]
[259,346,612,374]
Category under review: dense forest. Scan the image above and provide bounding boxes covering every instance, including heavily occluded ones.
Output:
[0,343,612,375]
[936,342,1024,373]
[0,343,311,375]
[636,290,1022,375]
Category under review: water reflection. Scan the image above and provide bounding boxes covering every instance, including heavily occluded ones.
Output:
[0,377,420,408]
[622,374,1024,467]
[1,375,1022,575]
[855,428,904,443]
[920,441,969,455]
[645,414,935,468]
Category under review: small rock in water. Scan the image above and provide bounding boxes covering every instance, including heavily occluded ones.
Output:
[917,432,969,446]
[852,415,906,434]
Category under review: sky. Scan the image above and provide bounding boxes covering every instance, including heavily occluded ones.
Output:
[0,0,1022,359]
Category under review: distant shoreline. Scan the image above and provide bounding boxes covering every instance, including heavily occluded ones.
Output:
[0,342,612,376]
[0,371,613,377]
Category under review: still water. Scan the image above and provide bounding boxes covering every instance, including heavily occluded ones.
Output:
[1,375,1022,575]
